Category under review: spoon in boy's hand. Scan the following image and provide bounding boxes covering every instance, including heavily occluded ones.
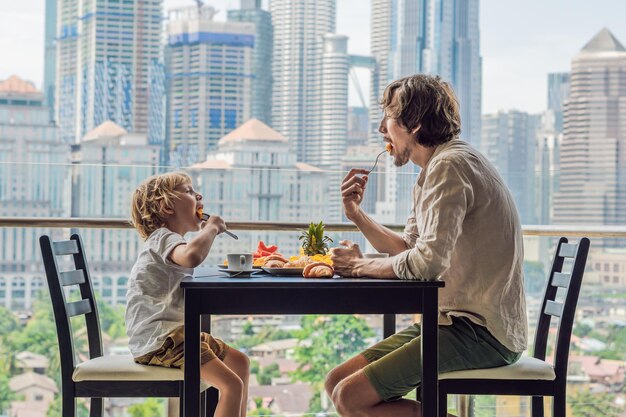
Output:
[198,211,238,240]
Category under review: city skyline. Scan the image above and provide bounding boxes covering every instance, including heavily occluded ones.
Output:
[2,0,626,114]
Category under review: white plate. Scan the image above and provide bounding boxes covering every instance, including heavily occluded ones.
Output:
[219,268,257,277]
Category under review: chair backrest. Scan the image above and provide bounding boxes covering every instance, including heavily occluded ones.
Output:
[532,237,590,384]
[39,234,103,382]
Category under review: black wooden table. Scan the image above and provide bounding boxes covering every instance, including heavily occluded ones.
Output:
[181,268,444,417]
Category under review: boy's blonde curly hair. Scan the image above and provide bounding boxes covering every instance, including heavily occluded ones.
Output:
[131,172,192,239]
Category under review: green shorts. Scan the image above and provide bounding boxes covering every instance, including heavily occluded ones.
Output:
[362,316,521,401]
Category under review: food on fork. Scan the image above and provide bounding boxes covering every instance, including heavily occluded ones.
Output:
[385,143,393,152]
[303,262,334,278]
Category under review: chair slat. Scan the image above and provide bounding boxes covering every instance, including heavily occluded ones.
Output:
[59,270,86,286]
[545,300,563,317]
[66,299,92,317]
[53,240,80,255]
[552,272,571,289]
[558,243,577,258]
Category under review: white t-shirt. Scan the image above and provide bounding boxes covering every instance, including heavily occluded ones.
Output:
[125,227,193,357]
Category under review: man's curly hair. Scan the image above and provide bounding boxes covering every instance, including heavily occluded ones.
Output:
[380,74,461,147]
[131,172,191,239]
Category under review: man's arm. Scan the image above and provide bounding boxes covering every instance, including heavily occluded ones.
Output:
[341,168,409,255]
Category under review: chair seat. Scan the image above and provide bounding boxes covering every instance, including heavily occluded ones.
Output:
[73,354,210,390]
[440,356,556,381]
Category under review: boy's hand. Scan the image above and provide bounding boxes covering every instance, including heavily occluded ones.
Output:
[203,214,227,235]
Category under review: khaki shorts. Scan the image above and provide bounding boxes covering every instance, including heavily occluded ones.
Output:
[134,326,229,368]
[362,316,521,401]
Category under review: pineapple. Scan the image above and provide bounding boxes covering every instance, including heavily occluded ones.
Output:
[299,221,333,256]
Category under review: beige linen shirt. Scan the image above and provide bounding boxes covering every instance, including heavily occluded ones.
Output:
[391,138,527,353]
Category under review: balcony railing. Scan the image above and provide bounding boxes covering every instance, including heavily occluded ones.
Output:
[2,216,626,237]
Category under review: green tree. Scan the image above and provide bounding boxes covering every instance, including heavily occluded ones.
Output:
[569,390,622,417]
[248,397,282,417]
[292,315,374,412]
[96,302,126,340]
[242,321,255,336]
[0,373,15,415]
[127,398,166,417]
[257,363,280,385]
[573,322,593,338]
[0,306,18,335]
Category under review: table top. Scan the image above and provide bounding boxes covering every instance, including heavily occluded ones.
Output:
[182,266,445,289]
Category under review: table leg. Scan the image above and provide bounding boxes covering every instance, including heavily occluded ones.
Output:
[184,291,201,417]
[421,287,439,417]
[383,314,396,338]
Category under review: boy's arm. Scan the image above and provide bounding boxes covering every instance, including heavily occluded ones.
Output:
[169,217,226,268]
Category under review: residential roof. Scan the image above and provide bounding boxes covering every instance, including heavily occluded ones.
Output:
[248,383,313,414]
[16,351,49,369]
[0,75,39,94]
[9,372,58,393]
[83,120,128,141]
[188,159,232,170]
[582,28,626,53]
[218,118,287,145]
[250,338,299,353]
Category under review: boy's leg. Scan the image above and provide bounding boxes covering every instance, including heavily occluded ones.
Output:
[222,348,250,417]
[200,359,244,417]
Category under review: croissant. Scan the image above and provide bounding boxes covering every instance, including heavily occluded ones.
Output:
[265,259,286,268]
[303,262,334,278]
[264,254,289,264]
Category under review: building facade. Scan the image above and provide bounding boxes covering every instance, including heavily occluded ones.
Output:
[228,0,274,126]
[0,76,69,311]
[55,0,162,143]
[553,29,626,241]
[166,6,254,166]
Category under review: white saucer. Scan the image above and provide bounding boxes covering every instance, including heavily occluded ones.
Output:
[219,268,257,277]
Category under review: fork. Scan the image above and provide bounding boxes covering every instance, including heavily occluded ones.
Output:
[368,150,387,174]
[200,213,239,240]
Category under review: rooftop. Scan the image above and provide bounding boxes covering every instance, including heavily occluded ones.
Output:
[218,118,287,145]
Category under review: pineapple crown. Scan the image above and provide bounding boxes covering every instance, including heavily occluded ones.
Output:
[299,221,333,256]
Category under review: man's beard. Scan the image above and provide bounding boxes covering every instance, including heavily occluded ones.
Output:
[393,148,411,167]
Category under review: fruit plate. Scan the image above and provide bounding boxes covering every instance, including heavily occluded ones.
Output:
[261,267,305,276]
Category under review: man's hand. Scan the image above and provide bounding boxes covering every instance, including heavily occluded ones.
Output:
[202,214,226,235]
[341,169,370,221]
[330,240,365,277]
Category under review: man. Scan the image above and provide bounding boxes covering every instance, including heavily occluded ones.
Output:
[327,74,527,417]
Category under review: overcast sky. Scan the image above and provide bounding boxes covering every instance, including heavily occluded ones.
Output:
[1,0,625,114]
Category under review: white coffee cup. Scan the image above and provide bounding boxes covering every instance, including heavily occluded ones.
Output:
[363,253,389,259]
[227,253,253,271]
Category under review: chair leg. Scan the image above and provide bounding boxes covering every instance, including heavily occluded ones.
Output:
[458,395,471,417]
[178,395,184,417]
[553,393,566,417]
[89,398,103,417]
[531,396,544,417]
[200,390,207,416]
[205,387,219,417]
[439,389,448,417]
[62,394,75,417]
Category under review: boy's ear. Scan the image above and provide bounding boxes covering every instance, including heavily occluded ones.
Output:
[162,207,174,216]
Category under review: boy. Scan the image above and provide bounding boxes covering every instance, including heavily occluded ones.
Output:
[126,172,249,417]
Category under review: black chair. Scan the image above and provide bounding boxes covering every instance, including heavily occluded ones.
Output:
[40,233,215,417]
[438,237,590,417]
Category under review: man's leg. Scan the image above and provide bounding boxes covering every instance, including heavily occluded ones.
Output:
[325,354,369,398]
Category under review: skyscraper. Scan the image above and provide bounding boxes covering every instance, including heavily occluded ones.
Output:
[43,0,57,122]
[369,0,482,223]
[166,6,254,166]
[547,72,571,133]
[553,28,626,237]
[55,0,163,143]
[370,0,482,146]
[270,0,336,164]
[481,111,539,225]
[228,0,274,126]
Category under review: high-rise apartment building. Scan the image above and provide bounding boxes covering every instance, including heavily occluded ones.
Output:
[166,6,254,166]
[270,0,336,164]
[0,76,68,311]
[547,72,571,133]
[228,0,273,126]
[55,0,162,143]
[481,111,539,225]
[553,28,626,237]
[43,0,57,122]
